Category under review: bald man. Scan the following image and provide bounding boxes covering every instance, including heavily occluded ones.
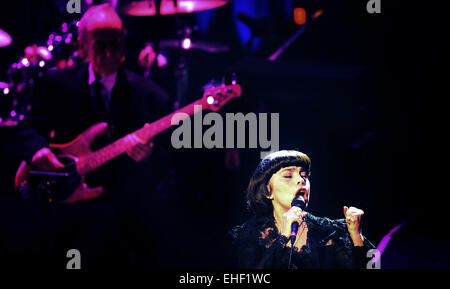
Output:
[78,4,125,77]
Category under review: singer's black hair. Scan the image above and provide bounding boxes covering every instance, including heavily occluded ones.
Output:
[246,150,311,216]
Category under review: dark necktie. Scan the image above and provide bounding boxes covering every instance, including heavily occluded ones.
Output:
[91,80,108,121]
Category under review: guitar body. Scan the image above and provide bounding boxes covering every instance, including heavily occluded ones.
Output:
[15,122,109,203]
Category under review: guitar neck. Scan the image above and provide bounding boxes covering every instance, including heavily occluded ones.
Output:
[135,99,204,140]
[77,100,204,175]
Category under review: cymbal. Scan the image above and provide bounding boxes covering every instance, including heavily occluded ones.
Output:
[0,28,12,47]
[120,0,229,16]
[159,39,230,53]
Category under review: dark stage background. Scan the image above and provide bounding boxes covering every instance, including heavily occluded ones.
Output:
[0,0,447,270]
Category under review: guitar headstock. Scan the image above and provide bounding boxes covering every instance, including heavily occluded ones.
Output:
[201,81,242,112]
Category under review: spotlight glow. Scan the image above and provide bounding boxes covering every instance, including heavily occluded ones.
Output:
[21,58,30,67]
[182,38,192,50]
[180,1,194,12]
[294,8,307,25]
[207,96,215,105]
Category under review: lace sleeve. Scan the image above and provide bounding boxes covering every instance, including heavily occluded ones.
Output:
[331,219,376,269]
[229,218,293,269]
[305,214,376,269]
[351,235,376,269]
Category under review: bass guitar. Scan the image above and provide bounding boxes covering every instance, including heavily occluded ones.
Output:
[15,83,241,203]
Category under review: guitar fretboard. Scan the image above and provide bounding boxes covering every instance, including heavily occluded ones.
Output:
[76,100,203,175]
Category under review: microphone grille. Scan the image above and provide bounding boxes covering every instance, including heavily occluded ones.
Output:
[291,195,306,210]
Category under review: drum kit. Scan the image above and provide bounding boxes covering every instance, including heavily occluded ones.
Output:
[0,0,231,127]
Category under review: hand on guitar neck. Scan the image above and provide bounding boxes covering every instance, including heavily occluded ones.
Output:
[124,124,154,162]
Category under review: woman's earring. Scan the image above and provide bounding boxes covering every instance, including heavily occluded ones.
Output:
[266,189,274,200]
[266,183,274,200]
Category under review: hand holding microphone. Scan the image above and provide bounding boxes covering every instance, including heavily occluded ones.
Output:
[280,196,307,245]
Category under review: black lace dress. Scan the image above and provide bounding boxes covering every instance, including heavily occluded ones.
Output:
[230,213,375,269]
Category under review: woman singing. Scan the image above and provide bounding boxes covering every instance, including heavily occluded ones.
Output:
[230,150,375,269]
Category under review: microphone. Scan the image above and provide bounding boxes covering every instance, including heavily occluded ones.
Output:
[290,195,306,245]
